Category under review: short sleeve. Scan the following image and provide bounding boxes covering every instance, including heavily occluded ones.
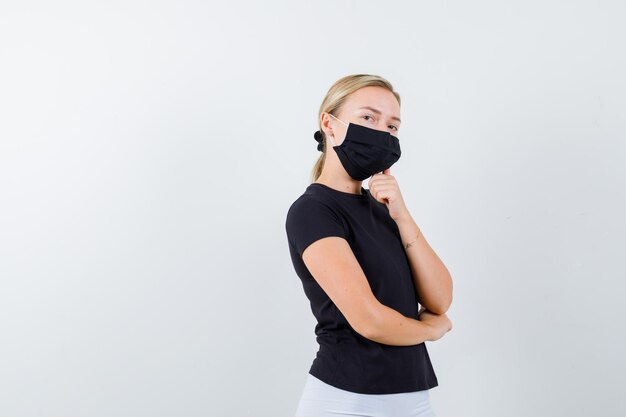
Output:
[285,197,348,257]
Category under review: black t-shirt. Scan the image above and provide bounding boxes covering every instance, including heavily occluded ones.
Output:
[285,182,438,394]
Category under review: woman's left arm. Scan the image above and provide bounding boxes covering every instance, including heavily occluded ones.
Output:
[394,213,453,315]
[369,169,453,315]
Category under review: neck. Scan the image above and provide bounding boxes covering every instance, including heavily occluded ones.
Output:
[315,174,362,194]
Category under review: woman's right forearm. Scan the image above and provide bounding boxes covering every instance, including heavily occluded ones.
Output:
[362,302,433,346]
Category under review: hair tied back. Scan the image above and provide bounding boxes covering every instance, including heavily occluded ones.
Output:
[313,130,324,152]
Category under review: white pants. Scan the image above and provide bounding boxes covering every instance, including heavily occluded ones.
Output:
[294,373,438,417]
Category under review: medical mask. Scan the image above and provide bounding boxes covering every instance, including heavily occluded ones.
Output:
[324,113,401,181]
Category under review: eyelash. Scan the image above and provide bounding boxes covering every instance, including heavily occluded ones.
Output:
[362,114,398,131]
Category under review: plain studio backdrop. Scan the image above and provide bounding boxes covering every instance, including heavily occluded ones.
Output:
[1,1,625,416]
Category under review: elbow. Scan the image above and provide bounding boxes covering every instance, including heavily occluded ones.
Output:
[358,321,379,340]
[423,289,453,315]
[431,275,453,314]
[352,301,383,340]
[431,292,453,315]
[426,302,450,315]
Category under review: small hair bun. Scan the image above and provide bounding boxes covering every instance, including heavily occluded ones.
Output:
[313,130,324,152]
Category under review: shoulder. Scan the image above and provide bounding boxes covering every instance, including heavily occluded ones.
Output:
[286,193,340,228]
[285,191,348,255]
[287,184,337,216]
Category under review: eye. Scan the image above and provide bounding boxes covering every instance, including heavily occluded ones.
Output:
[389,125,398,131]
[362,114,376,123]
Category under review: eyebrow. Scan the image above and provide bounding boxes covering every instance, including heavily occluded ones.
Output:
[357,106,401,123]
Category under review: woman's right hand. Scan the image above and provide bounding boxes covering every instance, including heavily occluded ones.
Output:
[418,307,453,341]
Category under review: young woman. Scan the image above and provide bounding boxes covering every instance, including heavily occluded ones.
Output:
[285,74,453,417]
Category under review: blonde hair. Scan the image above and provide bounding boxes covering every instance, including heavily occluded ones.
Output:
[311,74,401,182]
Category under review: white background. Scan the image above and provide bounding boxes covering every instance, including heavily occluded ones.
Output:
[1,1,625,416]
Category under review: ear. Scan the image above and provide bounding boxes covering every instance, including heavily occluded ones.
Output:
[320,112,333,136]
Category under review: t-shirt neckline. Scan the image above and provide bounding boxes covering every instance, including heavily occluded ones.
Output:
[310,182,369,199]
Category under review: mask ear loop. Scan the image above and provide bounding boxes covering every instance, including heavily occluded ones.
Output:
[328,113,348,147]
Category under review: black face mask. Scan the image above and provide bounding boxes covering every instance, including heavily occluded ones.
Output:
[322,113,402,181]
